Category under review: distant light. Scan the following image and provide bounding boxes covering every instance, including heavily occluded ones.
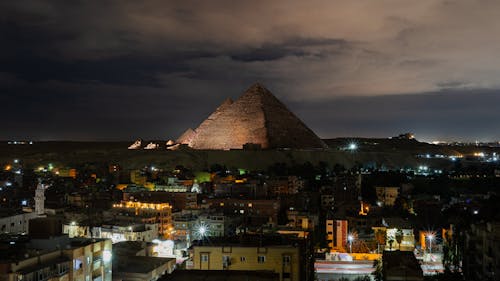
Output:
[198,226,207,236]
[71,221,76,226]
[15,170,21,175]
[13,159,19,164]
[348,235,354,242]
[5,182,12,187]
[473,210,479,215]
[21,200,27,206]
[348,143,358,150]
[103,250,112,262]
[427,233,434,241]
[418,166,428,171]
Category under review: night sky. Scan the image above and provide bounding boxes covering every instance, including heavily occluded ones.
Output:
[2,1,500,142]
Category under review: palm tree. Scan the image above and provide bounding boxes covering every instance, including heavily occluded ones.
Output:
[372,258,383,281]
[388,238,395,251]
[395,228,403,250]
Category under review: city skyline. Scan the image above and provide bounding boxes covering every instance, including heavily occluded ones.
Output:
[2,1,500,141]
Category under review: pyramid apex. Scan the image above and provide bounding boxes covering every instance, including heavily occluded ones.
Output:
[240,83,276,100]
[248,82,268,91]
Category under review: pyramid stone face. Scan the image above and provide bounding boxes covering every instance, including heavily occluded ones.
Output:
[176,128,196,144]
[178,83,326,150]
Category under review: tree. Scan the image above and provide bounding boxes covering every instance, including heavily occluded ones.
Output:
[395,229,404,250]
[388,238,395,251]
[372,259,383,281]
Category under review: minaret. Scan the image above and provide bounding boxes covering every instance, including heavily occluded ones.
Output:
[34,180,47,216]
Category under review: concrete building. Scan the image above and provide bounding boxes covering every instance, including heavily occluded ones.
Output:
[172,213,198,245]
[112,256,176,281]
[112,201,173,239]
[266,176,303,196]
[172,211,239,246]
[326,219,348,252]
[203,198,280,226]
[123,191,198,211]
[0,235,112,281]
[0,211,38,234]
[373,218,415,252]
[63,222,159,243]
[187,235,312,281]
[159,270,279,281]
[0,181,45,234]
[375,187,399,207]
[286,210,318,230]
[97,223,158,243]
[465,222,500,280]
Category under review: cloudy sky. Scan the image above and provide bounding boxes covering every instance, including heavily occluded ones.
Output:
[2,0,500,142]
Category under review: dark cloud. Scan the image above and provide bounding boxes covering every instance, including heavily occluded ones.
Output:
[292,89,500,142]
[1,0,500,141]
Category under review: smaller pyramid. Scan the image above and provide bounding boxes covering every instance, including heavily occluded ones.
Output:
[176,128,196,144]
[178,83,327,150]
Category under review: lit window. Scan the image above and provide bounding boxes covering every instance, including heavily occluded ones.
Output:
[257,256,266,263]
[201,254,209,262]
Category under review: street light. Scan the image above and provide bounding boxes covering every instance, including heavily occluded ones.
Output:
[427,233,434,253]
[198,226,207,236]
[348,234,354,253]
[348,143,358,151]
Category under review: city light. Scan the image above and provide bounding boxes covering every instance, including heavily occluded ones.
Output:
[348,234,354,253]
[198,226,206,236]
[195,223,209,240]
[427,233,435,253]
[348,143,357,150]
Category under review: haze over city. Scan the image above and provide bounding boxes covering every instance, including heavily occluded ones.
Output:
[2,0,500,142]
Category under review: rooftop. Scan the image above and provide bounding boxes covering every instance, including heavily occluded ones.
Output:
[159,270,279,281]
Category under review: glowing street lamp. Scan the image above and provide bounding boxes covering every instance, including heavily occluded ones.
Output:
[348,234,354,253]
[348,143,358,151]
[196,224,208,241]
[427,233,435,253]
[198,226,207,236]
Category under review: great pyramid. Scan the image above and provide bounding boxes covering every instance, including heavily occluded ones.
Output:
[177,83,327,150]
